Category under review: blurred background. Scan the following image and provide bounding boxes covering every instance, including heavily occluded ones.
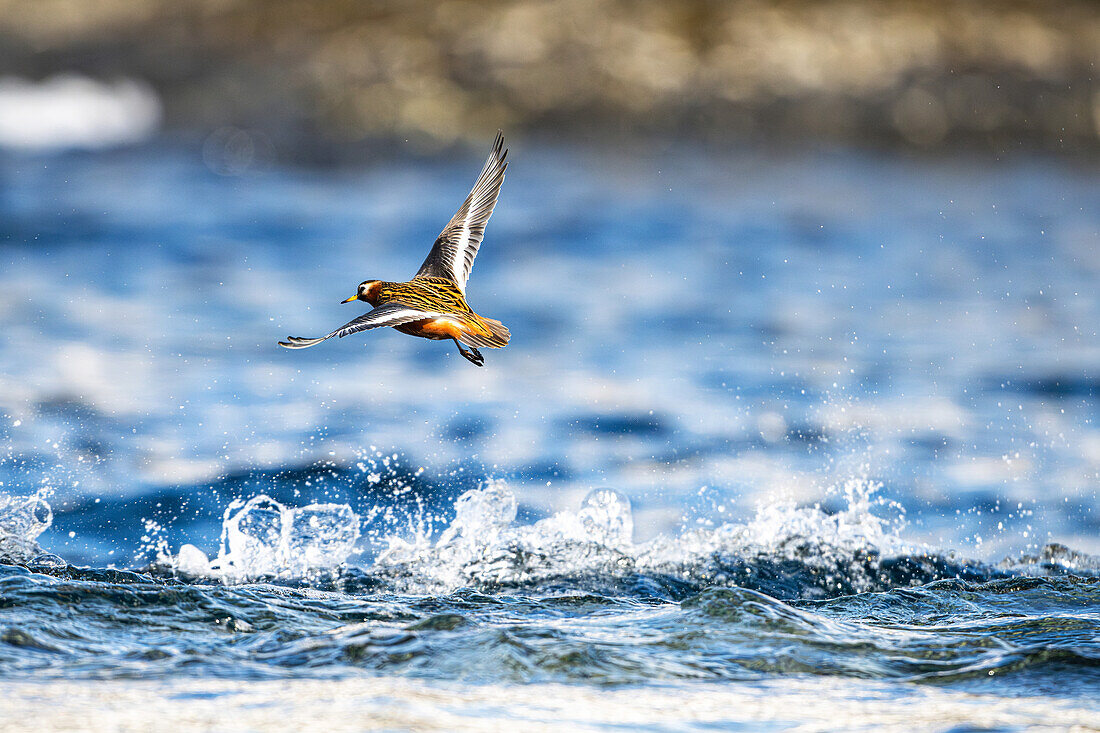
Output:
[1,0,1099,567]
[0,0,1098,157]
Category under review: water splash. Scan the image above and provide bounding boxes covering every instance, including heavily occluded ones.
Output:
[167,495,361,582]
[16,469,979,598]
[374,477,910,595]
[653,476,907,566]
[0,490,57,564]
[375,481,630,590]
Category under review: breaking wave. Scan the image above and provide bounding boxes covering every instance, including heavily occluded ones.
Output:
[3,473,1098,698]
[102,475,1092,599]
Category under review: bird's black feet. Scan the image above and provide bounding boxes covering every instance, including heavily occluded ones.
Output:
[455,341,485,367]
[462,347,485,367]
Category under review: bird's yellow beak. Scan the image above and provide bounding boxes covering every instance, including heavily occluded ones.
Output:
[341,295,358,304]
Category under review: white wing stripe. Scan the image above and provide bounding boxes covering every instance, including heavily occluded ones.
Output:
[413,132,508,292]
[450,224,470,283]
[279,304,442,349]
[332,306,436,338]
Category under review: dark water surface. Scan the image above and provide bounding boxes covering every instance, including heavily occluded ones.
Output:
[1,142,1098,729]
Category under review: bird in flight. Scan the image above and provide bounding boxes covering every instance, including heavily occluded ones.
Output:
[279,132,511,366]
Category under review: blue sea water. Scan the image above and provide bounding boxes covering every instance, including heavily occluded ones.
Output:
[1,139,1098,730]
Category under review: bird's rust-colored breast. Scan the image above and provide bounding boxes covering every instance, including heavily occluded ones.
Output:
[396,317,468,341]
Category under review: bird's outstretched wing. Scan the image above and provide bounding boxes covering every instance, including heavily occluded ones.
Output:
[414,131,507,293]
[279,302,442,349]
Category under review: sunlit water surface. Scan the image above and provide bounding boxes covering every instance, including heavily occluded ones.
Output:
[1,141,1098,730]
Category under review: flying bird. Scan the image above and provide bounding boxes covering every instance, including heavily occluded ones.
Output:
[279,132,511,366]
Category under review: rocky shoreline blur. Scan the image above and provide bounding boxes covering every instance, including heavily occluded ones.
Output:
[1,0,1097,159]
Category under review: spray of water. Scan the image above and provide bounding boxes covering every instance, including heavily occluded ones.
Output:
[168,495,361,582]
[0,490,56,564]
[371,475,908,593]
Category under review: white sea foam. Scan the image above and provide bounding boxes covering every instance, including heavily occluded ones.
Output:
[0,75,160,151]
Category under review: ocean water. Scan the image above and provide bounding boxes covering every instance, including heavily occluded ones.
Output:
[1,139,1098,730]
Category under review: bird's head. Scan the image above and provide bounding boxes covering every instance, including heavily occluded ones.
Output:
[342,280,382,305]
